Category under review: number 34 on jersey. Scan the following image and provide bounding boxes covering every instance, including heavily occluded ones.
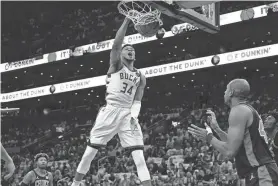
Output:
[105,66,141,107]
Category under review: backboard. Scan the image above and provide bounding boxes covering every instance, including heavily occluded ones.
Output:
[143,1,220,34]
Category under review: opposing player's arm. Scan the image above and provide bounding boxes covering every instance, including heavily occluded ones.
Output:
[21,171,34,186]
[214,127,228,142]
[131,74,146,119]
[48,172,54,186]
[209,105,248,159]
[109,18,131,72]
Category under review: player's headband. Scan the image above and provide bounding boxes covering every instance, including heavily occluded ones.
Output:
[34,153,49,162]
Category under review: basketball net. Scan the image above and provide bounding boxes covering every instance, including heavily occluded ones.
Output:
[118,1,163,26]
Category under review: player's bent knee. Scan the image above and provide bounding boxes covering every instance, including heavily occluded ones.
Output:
[131,150,150,181]
[76,146,98,175]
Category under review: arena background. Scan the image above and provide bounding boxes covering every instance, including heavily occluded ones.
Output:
[1,1,278,186]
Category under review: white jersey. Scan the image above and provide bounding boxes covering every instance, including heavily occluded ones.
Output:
[105,65,141,108]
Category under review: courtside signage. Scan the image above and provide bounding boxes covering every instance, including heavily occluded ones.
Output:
[141,44,278,78]
[0,49,71,72]
[1,3,276,72]
[1,44,277,103]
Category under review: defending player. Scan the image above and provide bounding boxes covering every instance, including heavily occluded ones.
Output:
[21,153,53,186]
[71,17,151,186]
[264,113,278,165]
[1,142,16,180]
[188,79,278,186]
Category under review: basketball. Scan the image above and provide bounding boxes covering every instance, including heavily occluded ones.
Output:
[134,16,161,37]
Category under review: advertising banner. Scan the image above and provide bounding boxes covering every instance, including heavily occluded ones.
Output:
[1,44,277,103]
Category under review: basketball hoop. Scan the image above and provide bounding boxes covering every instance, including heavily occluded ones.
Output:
[118,1,163,27]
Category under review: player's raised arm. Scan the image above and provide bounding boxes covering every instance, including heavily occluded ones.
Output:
[109,17,131,70]
[131,74,146,120]
[207,110,228,141]
[188,105,249,159]
[209,105,249,159]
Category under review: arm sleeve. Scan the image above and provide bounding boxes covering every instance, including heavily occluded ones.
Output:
[131,101,141,119]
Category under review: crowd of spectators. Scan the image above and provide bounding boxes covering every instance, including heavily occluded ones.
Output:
[2,75,278,186]
[1,1,269,63]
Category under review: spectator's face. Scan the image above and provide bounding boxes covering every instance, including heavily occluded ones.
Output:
[64,168,69,174]
[192,141,196,147]
[37,157,47,169]
[121,45,135,62]
[264,115,276,129]
[206,169,211,174]
[197,182,204,186]
[54,170,61,179]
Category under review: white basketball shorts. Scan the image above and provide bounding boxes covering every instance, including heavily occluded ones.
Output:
[88,104,144,148]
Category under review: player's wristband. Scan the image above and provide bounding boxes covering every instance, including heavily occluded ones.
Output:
[131,101,141,119]
[206,133,214,144]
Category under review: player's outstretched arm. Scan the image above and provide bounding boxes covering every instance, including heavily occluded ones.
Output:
[209,105,249,159]
[1,142,15,180]
[207,110,228,142]
[20,171,33,186]
[109,18,131,70]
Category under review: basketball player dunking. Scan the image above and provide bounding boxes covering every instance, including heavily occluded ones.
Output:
[188,79,278,186]
[21,153,53,186]
[71,17,151,186]
[264,113,278,165]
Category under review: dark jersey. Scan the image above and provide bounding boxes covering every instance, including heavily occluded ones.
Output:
[31,170,50,186]
[235,103,275,178]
